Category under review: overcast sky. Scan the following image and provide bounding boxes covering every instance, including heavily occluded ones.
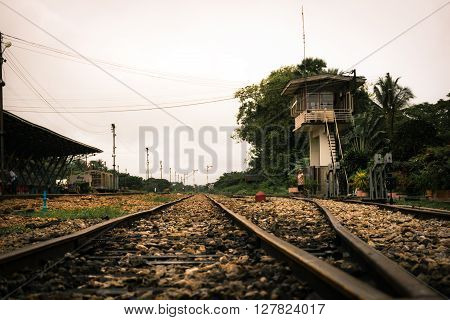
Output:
[1,0,449,184]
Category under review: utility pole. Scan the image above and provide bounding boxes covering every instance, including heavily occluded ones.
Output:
[183,173,187,185]
[0,33,11,188]
[111,124,116,190]
[159,161,163,179]
[145,147,149,180]
[206,165,213,185]
[192,169,198,186]
[169,167,172,183]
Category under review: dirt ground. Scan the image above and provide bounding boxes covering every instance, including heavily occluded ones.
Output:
[0,194,183,254]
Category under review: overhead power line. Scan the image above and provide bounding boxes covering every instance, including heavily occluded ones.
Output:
[3,34,245,89]
[6,96,237,113]
[5,51,107,134]
[0,0,189,126]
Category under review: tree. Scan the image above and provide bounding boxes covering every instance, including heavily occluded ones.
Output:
[234,65,304,178]
[372,73,414,144]
[234,58,335,179]
[295,57,327,76]
[393,119,437,161]
[408,146,450,192]
[404,93,450,142]
[89,160,108,171]
[342,109,386,176]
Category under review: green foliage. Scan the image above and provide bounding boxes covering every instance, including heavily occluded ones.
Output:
[0,225,29,236]
[352,169,369,191]
[295,57,327,76]
[372,73,414,144]
[213,172,288,195]
[393,119,438,161]
[213,172,245,189]
[341,106,385,176]
[89,160,108,171]
[394,199,450,211]
[234,58,333,179]
[144,178,171,192]
[68,159,88,174]
[342,148,370,177]
[407,146,450,192]
[304,178,318,195]
[119,173,144,190]
[403,94,450,142]
[18,206,124,220]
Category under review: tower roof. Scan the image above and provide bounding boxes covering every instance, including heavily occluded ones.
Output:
[282,74,366,96]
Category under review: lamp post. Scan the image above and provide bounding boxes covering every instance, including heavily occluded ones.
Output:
[206,165,213,185]
[192,169,198,186]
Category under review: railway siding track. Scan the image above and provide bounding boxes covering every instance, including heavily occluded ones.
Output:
[313,199,449,298]
[207,195,389,299]
[214,195,443,299]
[341,199,450,219]
[295,198,443,299]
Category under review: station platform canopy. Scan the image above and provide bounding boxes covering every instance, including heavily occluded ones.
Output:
[4,110,102,159]
[2,111,102,193]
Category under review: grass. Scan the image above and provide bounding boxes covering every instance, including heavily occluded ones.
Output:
[0,225,30,236]
[394,199,450,211]
[16,206,125,220]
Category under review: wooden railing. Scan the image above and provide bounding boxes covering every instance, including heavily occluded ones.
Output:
[294,109,352,131]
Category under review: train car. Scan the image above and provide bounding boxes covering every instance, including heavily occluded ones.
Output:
[68,170,119,193]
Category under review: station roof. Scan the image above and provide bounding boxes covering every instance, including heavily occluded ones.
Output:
[4,110,102,159]
[281,74,366,96]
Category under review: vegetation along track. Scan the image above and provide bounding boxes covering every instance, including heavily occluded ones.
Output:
[212,195,443,299]
[315,199,449,297]
[1,195,318,299]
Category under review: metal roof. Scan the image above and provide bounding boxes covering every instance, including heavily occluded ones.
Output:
[281,74,366,96]
[4,110,102,159]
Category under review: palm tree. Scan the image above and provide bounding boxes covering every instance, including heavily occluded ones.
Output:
[348,110,386,155]
[373,73,414,144]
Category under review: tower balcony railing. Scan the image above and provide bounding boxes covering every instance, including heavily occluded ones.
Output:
[293,109,352,131]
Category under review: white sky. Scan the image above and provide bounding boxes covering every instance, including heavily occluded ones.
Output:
[1,0,449,184]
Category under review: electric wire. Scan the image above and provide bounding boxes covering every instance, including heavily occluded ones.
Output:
[0,1,190,126]
[3,34,244,89]
[4,52,107,134]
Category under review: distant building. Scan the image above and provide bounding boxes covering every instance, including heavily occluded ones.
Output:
[282,74,365,197]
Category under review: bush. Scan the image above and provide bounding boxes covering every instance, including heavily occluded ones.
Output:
[352,169,369,191]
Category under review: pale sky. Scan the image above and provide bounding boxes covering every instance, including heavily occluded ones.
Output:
[1,0,449,184]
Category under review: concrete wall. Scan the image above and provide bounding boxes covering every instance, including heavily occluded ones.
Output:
[309,126,331,167]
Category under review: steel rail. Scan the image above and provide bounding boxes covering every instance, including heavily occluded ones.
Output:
[206,195,390,299]
[340,199,450,219]
[292,197,444,299]
[0,195,192,274]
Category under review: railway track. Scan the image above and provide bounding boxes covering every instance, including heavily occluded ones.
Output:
[0,194,444,299]
[340,199,450,219]
[1,194,390,299]
[213,195,444,299]
[312,198,449,297]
